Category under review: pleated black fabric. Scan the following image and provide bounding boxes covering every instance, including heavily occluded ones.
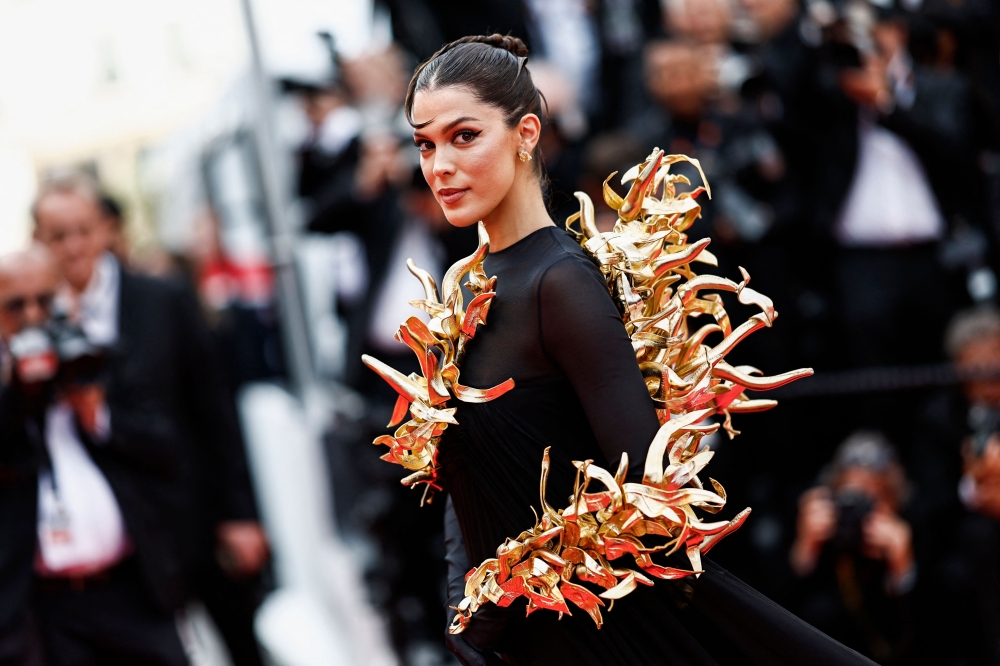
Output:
[439,226,873,665]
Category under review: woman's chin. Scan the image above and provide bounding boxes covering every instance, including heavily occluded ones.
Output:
[443,208,482,228]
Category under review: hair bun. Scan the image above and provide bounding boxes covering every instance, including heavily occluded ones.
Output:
[467,33,529,58]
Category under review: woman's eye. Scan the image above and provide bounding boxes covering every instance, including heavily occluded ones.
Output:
[454,130,480,144]
[413,139,433,153]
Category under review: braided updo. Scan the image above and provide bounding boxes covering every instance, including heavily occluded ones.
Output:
[404,34,545,143]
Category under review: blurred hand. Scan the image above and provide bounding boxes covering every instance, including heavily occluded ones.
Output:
[839,55,893,112]
[216,520,269,578]
[63,383,106,438]
[963,436,1000,519]
[790,487,837,575]
[445,631,505,666]
[355,136,410,201]
[862,506,914,580]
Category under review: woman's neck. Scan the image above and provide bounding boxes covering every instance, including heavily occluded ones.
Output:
[481,172,554,252]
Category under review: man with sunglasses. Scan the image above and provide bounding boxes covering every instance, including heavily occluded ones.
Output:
[0,242,195,666]
[0,246,60,665]
[7,173,268,665]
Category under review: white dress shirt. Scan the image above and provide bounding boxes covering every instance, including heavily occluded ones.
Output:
[78,252,119,346]
[835,56,945,248]
[835,118,945,247]
[36,253,128,576]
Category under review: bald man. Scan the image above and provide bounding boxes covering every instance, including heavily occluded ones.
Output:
[0,244,196,665]
[0,246,59,338]
[0,247,58,666]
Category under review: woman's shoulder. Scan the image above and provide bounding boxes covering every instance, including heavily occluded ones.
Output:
[531,229,613,309]
[488,226,604,293]
[538,228,603,280]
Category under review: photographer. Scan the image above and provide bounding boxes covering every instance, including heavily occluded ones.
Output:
[792,0,984,371]
[0,245,189,664]
[790,432,915,664]
[28,173,268,665]
[912,306,1000,665]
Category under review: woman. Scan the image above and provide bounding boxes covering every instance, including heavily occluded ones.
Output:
[396,34,873,665]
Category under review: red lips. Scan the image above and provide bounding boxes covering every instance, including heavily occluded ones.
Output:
[438,188,468,205]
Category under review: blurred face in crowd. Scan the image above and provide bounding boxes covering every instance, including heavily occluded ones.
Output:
[341,46,408,109]
[957,334,1000,407]
[301,89,345,130]
[34,190,111,294]
[0,247,59,342]
[739,0,798,39]
[873,19,908,62]
[411,86,538,229]
[645,42,717,121]
[665,0,733,44]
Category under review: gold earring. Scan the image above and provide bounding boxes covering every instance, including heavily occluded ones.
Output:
[518,149,533,163]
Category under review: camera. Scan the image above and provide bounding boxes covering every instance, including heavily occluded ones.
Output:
[833,489,875,552]
[967,405,1000,458]
[7,311,106,388]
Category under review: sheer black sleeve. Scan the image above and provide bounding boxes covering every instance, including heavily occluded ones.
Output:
[538,255,661,481]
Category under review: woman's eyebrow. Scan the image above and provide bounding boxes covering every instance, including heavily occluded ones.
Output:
[412,115,480,133]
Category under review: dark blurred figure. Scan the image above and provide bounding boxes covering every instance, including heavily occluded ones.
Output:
[31,174,269,666]
[634,38,790,266]
[789,432,916,664]
[0,247,71,666]
[910,307,1000,665]
[793,0,985,369]
[526,62,589,224]
[291,80,363,211]
[591,0,666,132]
[380,0,531,62]
[0,241,191,665]
[188,209,284,392]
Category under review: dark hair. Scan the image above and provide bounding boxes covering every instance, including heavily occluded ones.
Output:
[404,34,545,160]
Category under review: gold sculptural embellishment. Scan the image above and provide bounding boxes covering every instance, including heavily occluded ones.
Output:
[362,222,514,505]
[447,149,813,634]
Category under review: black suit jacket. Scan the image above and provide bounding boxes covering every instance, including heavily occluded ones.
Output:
[0,271,259,630]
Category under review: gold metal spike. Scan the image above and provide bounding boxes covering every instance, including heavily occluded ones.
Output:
[364,222,514,503]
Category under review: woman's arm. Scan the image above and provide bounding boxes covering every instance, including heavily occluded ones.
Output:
[444,494,507,666]
[538,254,661,481]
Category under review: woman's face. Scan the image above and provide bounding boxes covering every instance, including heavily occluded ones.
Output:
[411,86,522,228]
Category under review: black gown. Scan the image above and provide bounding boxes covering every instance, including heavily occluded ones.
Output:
[438,226,874,665]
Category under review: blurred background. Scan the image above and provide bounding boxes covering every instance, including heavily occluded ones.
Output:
[1,0,1000,664]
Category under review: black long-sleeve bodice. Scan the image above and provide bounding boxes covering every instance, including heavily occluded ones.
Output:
[439,226,872,665]
[443,226,660,563]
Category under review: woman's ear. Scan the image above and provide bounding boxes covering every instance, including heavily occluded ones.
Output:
[517,113,542,155]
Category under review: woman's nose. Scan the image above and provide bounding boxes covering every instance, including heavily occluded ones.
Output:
[431,151,455,179]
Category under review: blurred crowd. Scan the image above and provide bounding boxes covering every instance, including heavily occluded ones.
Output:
[3,0,1000,665]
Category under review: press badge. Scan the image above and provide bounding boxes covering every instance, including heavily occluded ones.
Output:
[38,472,74,548]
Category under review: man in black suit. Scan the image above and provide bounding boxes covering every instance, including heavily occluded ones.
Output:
[0,243,198,665]
[0,247,60,666]
[23,174,269,665]
[791,2,983,371]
